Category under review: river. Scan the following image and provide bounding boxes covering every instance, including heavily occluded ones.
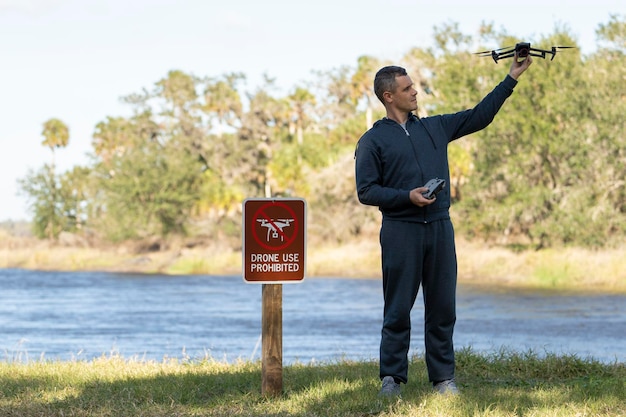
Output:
[0,269,623,364]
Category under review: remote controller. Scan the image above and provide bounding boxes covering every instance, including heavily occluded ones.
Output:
[422,178,446,199]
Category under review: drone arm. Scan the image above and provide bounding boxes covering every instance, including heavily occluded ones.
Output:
[529,47,561,60]
[496,51,516,61]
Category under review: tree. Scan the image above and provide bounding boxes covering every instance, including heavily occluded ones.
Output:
[596,14,626,53]
[41,118,69,161]
[57,166,92,232]
[313,66,359,131]
[92,116,142,165]
[203,72,245,137]
[90,107,205,241]
[19,19,625,250]
[155,70,199,114]
[236,77,292,198]
[350,55,381,129]
[26,118,70,239]
[18,166,61,239]
[90,70,210,241]
[288,86,316,145]
[456,23,626,248]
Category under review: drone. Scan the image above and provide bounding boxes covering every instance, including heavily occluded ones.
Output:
[475,42,576,63]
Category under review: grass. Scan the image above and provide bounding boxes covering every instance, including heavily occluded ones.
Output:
[0,349,624,416]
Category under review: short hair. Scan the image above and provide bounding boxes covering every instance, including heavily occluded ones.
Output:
[374,66,408,104]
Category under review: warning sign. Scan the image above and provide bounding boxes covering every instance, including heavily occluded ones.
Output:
[243,198,306,283]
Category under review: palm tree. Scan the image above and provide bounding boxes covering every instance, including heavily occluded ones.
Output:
[288,86,316,145]
[40,118,69,239]
[41,118,69,169]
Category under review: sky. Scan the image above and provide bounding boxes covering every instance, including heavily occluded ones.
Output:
[1,0,622,221]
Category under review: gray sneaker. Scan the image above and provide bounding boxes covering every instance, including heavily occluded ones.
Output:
[433,379,459,395]
[379,376,401,397]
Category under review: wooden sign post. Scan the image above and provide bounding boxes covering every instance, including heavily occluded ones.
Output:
[261,283,282,396]
[242,198,306,396]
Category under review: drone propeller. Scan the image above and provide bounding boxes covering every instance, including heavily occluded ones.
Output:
[543,46,576,60]
[474,46,513,55]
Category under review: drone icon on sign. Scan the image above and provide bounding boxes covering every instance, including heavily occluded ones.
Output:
[256,218,295,242]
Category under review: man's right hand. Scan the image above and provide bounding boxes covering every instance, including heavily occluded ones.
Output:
[409,187,437,207]
[508,52,533,80]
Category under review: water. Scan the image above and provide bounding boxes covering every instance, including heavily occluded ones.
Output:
[0,269,624,364]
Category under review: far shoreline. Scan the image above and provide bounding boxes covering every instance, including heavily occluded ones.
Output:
[1,236,624,294]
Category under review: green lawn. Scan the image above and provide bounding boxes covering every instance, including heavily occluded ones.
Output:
[1,349,624,416]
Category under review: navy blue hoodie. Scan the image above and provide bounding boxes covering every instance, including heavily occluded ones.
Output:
[355,75,518,223]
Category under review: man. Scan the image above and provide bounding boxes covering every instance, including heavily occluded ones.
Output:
[354,52,532,396]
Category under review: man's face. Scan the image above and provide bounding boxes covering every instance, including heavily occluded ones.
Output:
[389,75,418,112]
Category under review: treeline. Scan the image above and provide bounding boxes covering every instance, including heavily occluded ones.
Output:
[19,17,625,250]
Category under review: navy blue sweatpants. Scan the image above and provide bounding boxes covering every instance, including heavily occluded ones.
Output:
[379,218,457,384]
